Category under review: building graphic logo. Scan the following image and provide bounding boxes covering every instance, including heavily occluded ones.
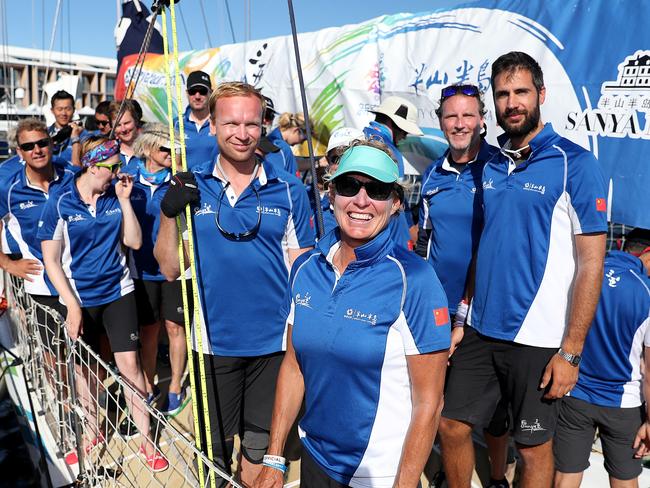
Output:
[566,50,650,140]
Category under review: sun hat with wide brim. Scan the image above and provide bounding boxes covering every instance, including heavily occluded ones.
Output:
[369,96,423,136]
[329,145,399,183]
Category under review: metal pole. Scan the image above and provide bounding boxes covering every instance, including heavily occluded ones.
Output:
[286,0,325,238]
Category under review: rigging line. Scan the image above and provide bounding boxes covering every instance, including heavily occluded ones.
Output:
[108,4,159,139]
[223,0,236,44]
[66,0,71,71]
[0,0,9,103]
[177,3,193,50]
[160,9,208,488]
[39,0,64,109]
[286,0,325,238]
[198,0,213,47]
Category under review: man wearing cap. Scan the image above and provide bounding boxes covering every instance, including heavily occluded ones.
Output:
[438,51,608,488]
[154,81,314,485]
[175,70,217,169]
[364,95,423,178]
[255,95,289,176]
[554,228,650,488]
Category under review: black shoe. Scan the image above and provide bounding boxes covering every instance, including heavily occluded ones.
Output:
[118,415,139,440]
[486,479,509,488]
[429,470,446,488]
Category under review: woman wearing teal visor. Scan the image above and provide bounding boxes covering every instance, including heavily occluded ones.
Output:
[255,140,451,488]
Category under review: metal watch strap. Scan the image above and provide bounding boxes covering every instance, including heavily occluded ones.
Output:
[557,348,581,366]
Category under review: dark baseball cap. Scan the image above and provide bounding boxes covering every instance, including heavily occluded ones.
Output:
[186,71,212,91]
[263,96,279,116]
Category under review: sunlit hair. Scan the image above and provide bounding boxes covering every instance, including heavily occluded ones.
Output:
[208,81,266,120]
[108,99,143,126]
[15,118,49,145]
[133,123,180,160]
[278,112,308,131]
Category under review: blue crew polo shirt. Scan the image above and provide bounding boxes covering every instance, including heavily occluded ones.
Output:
[0,163,75,296]
[571,251,650,408]
[174,106,217,169]
[469,123,608,347]
[363,121,405,177]
[286,228,450,487]
[37,176,134,307]
[420,140,499,314]
[189,157,315,357]
[123,163,170,281]
[266,127,298,176]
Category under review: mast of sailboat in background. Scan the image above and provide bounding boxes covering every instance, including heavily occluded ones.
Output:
[286,0,325,238]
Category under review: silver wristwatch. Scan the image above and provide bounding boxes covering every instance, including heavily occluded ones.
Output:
[557,348,581,366]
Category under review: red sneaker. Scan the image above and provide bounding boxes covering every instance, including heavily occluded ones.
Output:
[64,432,105,465]
[139,444,169,473]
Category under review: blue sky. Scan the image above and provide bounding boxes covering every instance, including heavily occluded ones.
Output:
[5,0,465,59]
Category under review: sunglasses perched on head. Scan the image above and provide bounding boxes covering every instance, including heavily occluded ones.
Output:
[19,138,50,151]
[188,86,209,96]
[441,84,480,100]
[334,175,395,201]
[95,162,122,173]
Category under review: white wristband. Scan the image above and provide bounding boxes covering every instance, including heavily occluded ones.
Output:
[263,454,286,465]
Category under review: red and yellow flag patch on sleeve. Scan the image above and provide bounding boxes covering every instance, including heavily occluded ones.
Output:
[434,307,449,326]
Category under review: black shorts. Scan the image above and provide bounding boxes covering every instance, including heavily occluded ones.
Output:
[301,448,351,488]
[81,292,139,354]
[443,326,559,445]
[554,396,644,480]
[300,448,422,488]
[133,279,191,326]
[192,352,283,450]
[29,294,65,352]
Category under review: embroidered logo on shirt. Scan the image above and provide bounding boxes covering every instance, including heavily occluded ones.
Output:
[425,186,440,196]
[523,182,546,195]
[68,213,86,223]
[482,178,495,190]
[605,268,620,288]
[194,202,215,216]
[257,205,281,217]
[596,198,607,212]
[344,308,378,326]
[105,208,122,216]
[18,200,38,211]
[295,293,312,309]
[433,307,449,326]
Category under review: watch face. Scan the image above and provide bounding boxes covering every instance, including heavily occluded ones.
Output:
[571,356,581,366]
